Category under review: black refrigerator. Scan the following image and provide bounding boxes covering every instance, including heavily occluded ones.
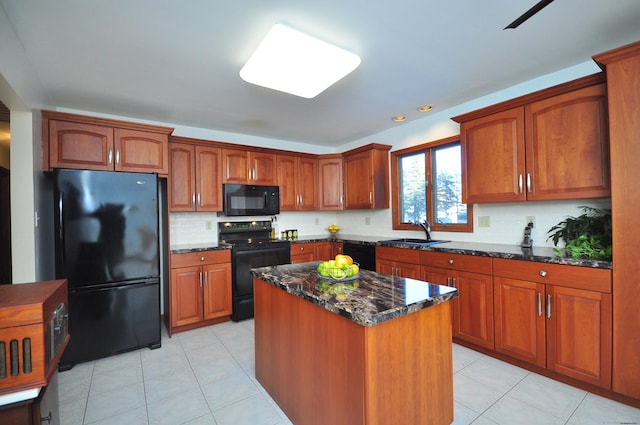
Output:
[54,169,161,370]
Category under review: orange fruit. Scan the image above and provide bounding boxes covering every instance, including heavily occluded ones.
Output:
[335,254,353,265]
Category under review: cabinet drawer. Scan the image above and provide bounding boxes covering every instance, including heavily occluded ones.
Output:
[493,258,611,293]
[171,249,231,268]
[291,242,314,256]
[420,251,492,275]
[376,246,420,264]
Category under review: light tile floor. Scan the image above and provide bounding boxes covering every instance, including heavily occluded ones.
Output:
[58,320,640,425]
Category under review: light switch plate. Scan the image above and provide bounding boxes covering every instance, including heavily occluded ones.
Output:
[478,216,490,227]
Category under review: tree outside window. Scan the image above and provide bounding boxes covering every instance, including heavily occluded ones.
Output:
[392,136,473,233]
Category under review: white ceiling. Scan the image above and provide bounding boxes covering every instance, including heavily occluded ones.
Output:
[2,1,640,147]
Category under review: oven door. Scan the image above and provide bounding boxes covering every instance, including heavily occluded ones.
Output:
[231,242,290,321]
[232,242,291,296]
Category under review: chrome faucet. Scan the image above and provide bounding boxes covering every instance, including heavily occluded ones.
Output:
[418,220,432,241]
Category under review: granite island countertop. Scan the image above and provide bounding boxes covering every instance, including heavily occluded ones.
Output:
[251,262,458,326]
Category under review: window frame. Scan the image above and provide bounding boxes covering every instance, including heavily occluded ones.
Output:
[391,135,473,233]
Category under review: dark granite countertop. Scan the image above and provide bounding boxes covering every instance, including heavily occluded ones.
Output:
[170,242,231,254]
[293,235,612,269]
[251,262,458,326]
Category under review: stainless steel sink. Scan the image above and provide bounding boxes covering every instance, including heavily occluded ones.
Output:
[380,238,450,246]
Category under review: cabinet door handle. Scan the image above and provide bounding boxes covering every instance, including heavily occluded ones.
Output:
[199,271,203,288]
[204,271,208,287]
[452,277,456,288]
[369,191,373,204]
[300,194,303,206]
[546,294,551,318]
[115,148,120,165]
[527,173,531,193]
[197,192,201,207]
[108,147,113,165]
[339,195,344,206]
[518,174,523,193]
[192,193,196,207]
[537,293,542,316]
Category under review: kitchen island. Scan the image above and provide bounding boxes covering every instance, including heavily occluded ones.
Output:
[251,262,458,425]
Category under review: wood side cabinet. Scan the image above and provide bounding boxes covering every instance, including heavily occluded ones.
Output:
[493,258,612,388]
[342,144,391,209]
[44,111,172,175]
[277,154,318,211]
[290,242,316,264]
[168,141,222,212]
[456,78,610,203]
[169,250,232,334]
[420,251,494,350]
[222,149,276,185]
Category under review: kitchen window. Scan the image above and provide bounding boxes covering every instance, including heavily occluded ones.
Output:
[391,135,473,232]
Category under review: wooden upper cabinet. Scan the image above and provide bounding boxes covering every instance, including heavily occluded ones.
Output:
[114,128,168,174]
[49,120,114,171]
[343,144,391,209]
[222,148,276,185]
[277,154,318,211]
[318,155,344,210]
[455,76,610,203]
[168,143,196,211]
[461,108,526,203]
[44,111,173,175]
[525,83,610,200]
[168,141,223,212]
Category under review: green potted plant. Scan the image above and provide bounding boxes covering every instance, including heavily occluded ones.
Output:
[547,206,612,260]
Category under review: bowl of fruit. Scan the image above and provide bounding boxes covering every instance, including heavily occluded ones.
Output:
[317,254,360,281]
[327,224,340,236]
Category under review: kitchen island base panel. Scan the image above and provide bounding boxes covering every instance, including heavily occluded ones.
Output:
[254,277,454,425]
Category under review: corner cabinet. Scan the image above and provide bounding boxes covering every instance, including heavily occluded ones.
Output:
[342,144,391,209]
[318,155,344,210]
[222,148,276,185]
[168,250,232,335]
[454,76,610,203]
[493,258,612,388]
[168,140,223,212]
[43,111,173,176]
[277,154,318,211]
[420,251,494,350]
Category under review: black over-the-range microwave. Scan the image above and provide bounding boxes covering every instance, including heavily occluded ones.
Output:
[222,184,280,216]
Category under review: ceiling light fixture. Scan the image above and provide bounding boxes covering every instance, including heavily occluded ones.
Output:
[240,24,361,99]
[392,116,407,122]
[417,105,433,112]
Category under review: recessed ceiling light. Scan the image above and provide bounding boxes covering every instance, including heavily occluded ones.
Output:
[417,105,433,112]
[240,24,361,99]
[392,116,407,122]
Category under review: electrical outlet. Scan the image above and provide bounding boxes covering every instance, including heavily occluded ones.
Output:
[205,220,212,230]
[315,217,319,225]
[526,216,536,227]
[365,217,371,225]
[478,216,491,227]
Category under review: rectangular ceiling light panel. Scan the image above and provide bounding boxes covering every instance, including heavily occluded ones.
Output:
[240,24,361,98]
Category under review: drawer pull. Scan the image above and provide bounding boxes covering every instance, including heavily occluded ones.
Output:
[201,256,205,261]
[539,270,547,277]
[448,259,454,265]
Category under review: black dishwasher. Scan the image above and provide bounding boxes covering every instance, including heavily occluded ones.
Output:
[342,242,376,271]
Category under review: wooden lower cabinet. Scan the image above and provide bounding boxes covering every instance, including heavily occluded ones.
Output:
[169,250,232,334]
[493,258,612,388]
[375,246,421,278]
[421,251,494,350]
[290,242,316,263]
[330,241,343,258]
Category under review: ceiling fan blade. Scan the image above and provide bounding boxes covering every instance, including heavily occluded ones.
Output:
[504,0,555,29]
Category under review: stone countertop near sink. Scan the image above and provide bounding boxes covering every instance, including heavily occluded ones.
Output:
[251,262,458,326]
[377,240,612,269]
[294,235,611,269]
[170,242,231,254]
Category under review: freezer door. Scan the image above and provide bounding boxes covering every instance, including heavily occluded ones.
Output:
[59,279,161,370]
